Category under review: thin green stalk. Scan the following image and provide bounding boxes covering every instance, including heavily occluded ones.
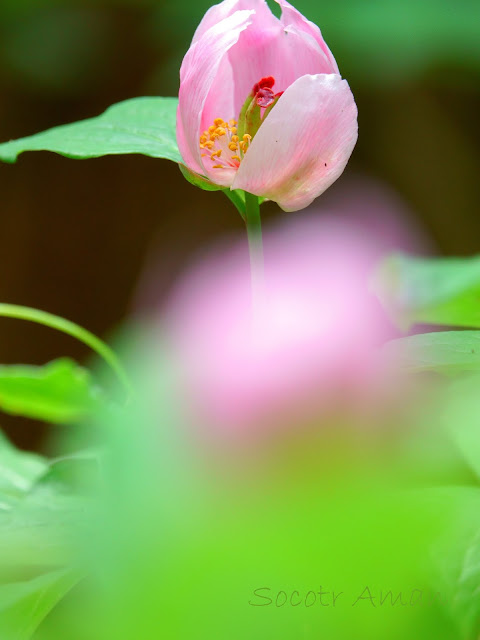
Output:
[223,189,246,221]
[0,303,131,397]
[244,192,265,309]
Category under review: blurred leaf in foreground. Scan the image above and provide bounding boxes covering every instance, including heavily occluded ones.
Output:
[0,358,104,424]
[382,331,480,376]
[427,487,480,640]
[0,433,92,638]
[0,430,47,502]
[373,253,480,330]
[441,375,480,483]
[0,568,82,640]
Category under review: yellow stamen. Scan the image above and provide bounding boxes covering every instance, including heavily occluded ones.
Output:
[201,116,254,171]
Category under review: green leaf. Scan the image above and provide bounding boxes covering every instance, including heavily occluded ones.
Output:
[0,97,181,164]
[0,358,103,424]
[0,431,47,503]
[0,303,131,398]
[373,253,480,330]
[426,487,480,639]
[382,331,480,375]
[0,434,97,570]
[178,164,223,192]
[0,568,82,640]
[0,435,91,637]
[0,466,92,571]
[441,375,480,483]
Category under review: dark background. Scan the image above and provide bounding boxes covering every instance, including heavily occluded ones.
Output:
[0,0,479,448]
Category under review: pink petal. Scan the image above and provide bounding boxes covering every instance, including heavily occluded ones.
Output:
[227,9,336,116]
[176,10,253,178]
[275,0,339,74]
[232,74,358,212]
[192,0,275,45]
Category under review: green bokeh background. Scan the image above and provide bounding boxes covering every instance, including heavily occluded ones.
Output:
[0,0,479,449]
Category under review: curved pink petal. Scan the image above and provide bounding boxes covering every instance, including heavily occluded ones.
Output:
[232,74,358,211]
[176,10,253,177]
[275,0,339,74]
[227,10,336,115]
[192,0,275,45]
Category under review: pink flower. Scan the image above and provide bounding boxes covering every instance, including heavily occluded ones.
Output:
[163,211,397,433]
[177,0,358,212]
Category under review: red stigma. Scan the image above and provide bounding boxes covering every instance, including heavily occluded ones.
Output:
[251,76,277,107]
[252,76,275,96]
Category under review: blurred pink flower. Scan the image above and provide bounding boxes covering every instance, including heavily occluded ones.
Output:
[177,0,358,211]
[163,212,399,433]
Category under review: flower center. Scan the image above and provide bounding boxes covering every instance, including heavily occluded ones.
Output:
[199,76,282,171]
[199,118,252,171]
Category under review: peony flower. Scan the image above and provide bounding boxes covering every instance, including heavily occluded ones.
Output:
[177,0,358,212]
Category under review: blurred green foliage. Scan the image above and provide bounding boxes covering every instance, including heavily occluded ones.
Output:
[0,359,103,424]
[1,332,480,637]
[383,330,480,374]
[375,254,480,330]
[27,361,472,640]
[4,350,479,638]
[0,432,87,639]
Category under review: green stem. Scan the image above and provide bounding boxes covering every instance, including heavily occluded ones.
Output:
[0,303,131,397]
[223,189,246,221]
[244,192,265,308]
